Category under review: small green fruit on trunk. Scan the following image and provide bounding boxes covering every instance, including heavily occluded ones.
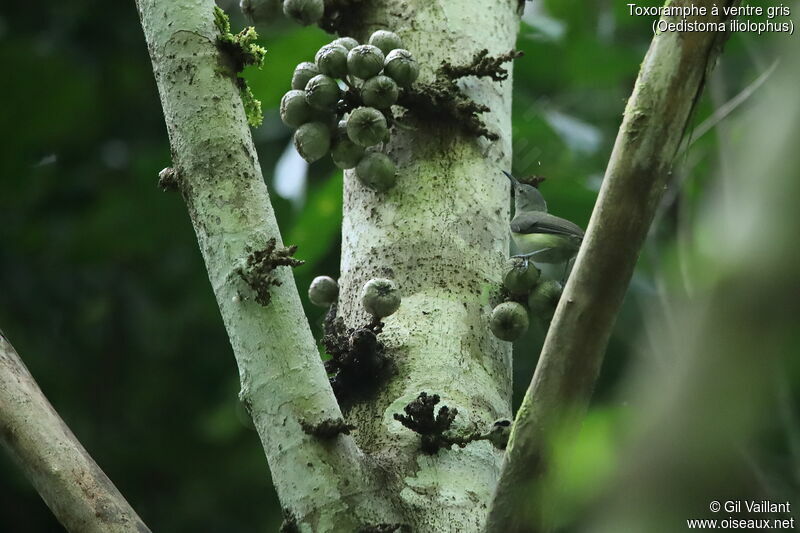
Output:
[490,301,529,341]
[332,37,359,51]
[346,107,388,147]
[361,278,401,318]
[309,276,339,307]
[280,90,313,128]
[361,75,399,109]
[384,49,419,87]
[347,45,385,79]
[293,122,331,163]
[527,280,563,321]
[315,44,349,78]
[356,152,397,192]
[282,0,324,25]
[368,30,404,55]
[304,74,341,110]
[502,257,540,295]
[331,139,365,169]
[241,0,282,24]
[291,62,320,91]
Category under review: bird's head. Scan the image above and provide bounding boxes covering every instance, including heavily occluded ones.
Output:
[503,171,547,213]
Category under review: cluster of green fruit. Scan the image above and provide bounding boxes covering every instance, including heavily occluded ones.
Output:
[280,30,419,192]
[489,258,563,342]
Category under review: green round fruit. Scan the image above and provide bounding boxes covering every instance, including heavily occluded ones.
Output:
[308,276,339,307]
[241,0,281,23]
[282,0,324,25]
[346,107,388,147]
[489,302,529,341]
[361,75,399,109]
[347,45,385,79]
[315,44,349,78]
[293,121,331,163]
[502,257,540,295]
[332,36,359,51]
[384,49,419,87]
[356,152,397,192]
[304,74,341,110]
[360,278,401,318]
[291,62,320,90]
[279,90,313,128]
[331,139,365,169]
[527,280,563,321]
[368,30,403,55]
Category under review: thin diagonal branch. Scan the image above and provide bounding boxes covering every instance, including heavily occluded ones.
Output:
[0,330,151,533]
[486,2,739,531]
[689,58,778,145]
[135,1,397,529]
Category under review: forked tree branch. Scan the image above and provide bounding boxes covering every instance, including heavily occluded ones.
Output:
[135,1,395,529]
[486,2,739,531]
[0,330,151,533]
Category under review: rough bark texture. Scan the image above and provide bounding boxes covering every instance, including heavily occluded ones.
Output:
[335,1,518,531]
[0,331,151,533]
[486,2,737,532]
[135,1,400,530]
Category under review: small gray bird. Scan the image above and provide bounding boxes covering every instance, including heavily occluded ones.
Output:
[504,171,584,267]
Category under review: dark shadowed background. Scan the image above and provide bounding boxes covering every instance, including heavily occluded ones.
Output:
[1,0,796,531]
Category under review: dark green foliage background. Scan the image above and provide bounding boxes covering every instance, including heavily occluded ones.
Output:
[0,1,793,531]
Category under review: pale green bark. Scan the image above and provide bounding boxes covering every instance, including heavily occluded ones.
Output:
[0,331,150,533]
[486,2,738,531]
[135,1,399,530]
[335,1,518,531]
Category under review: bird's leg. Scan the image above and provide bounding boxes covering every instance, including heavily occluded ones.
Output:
[511,248,555,269]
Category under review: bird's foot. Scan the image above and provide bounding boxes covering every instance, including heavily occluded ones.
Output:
[511,248,555,269]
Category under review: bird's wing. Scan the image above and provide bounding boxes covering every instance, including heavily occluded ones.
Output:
[511,212,584,238]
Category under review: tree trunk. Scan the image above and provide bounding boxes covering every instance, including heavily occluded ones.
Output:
[136,1,400,529]
[335,1,518,530]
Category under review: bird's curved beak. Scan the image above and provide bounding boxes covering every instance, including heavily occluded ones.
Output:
[502,171,519,185]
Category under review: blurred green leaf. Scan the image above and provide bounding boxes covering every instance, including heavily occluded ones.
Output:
[287,171,343,271]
